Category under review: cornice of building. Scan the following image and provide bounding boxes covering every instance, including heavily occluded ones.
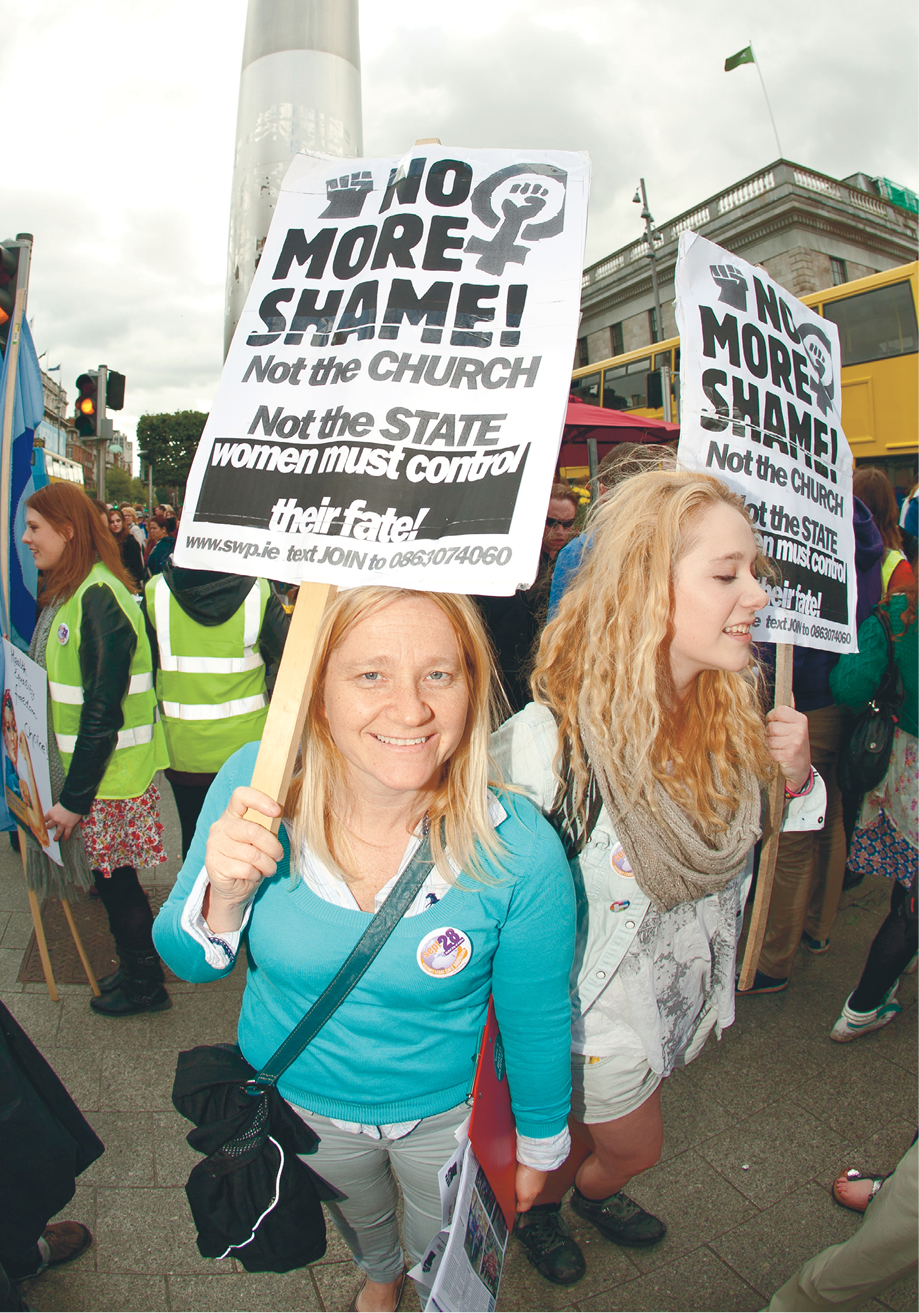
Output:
[581,159,918,307]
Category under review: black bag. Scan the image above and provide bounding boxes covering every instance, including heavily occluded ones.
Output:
[0,999,105,1264]
[837,606,905,796]
[172,833,435,1273]
[173,1043,330,1272]
[905,883,918,923]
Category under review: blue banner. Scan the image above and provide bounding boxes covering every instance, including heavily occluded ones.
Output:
[0,317,46,653]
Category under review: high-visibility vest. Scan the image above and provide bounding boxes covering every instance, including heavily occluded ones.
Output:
[46,563,169,800]
[881,548,907,595]
[146,574,270,773]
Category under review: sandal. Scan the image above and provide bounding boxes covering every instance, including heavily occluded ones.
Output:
[832,1168,890,1213]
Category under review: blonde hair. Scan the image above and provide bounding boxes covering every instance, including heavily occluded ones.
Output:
[285,587,506,883]
[532,469,774,837]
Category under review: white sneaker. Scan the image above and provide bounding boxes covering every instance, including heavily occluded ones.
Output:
[903,953,918,976]
[830,985,900,1043]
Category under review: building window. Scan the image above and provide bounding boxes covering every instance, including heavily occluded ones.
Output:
[830,257,848,286]
[576,336,589,368]
[648,307,659,344]
[610,321,624,357]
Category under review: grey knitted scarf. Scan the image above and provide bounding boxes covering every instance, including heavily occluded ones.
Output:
[580,719,762,912]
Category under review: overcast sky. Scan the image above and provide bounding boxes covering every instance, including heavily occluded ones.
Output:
[2,0,916,459]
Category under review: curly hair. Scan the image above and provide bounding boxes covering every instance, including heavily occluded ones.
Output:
[531,468,775,837]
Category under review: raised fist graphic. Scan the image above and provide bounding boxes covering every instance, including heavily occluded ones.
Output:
[320,171,373,218]
[710,263,749,311]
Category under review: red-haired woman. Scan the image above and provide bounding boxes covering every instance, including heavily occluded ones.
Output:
[854,466,914,595]
[108,507,144,591]
[22,484,171,1015]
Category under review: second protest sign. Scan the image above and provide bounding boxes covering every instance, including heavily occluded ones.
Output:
[675,231,856,654]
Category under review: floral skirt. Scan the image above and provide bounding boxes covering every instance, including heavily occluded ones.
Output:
[81,782,167,877]
[849,808,917,889]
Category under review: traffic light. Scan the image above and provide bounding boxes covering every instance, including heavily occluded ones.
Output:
[0,234,32,358]
[106,371,126,411]
[75,372,100,438]
[0,244,20,358]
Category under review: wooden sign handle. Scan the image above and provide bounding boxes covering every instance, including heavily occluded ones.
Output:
[737,642,794,991]
[245,581,336,832]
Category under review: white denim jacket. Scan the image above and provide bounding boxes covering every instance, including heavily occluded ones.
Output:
[490,704,827,1055]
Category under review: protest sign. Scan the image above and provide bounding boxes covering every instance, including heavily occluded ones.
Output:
[177,146,590,595]
[2,639,60,864]
[675,232,856,654]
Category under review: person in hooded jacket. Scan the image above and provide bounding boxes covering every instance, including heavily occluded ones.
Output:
[739,496,885,994]
[142,563,290,858]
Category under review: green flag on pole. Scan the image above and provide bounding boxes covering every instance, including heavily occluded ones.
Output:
[725,45,754,72]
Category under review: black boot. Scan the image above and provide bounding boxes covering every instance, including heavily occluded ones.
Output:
[91,867,169,1013]
[842,864,865,891]
[90,950,171,1016]
[96,967,124,993]
[514,1204,586,1285]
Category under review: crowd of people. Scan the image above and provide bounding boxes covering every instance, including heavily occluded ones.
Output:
[2,458,916,1311]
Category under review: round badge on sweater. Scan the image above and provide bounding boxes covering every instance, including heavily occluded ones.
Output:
[57,623,70,645]
[416,926,472,977]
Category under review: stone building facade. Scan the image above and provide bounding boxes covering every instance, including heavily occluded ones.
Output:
[578,159,918,365]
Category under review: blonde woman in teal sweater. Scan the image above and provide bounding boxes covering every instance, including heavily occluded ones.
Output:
[154,587,576,1313]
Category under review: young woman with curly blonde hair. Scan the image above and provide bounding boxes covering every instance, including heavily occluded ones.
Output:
[492,468,826,1286]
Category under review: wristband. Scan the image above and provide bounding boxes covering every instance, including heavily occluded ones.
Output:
[784,766,815,799]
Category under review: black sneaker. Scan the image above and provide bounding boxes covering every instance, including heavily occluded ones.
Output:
[514,1204,586,1285]
[571,1187,666,1247]
[735,969,788,995]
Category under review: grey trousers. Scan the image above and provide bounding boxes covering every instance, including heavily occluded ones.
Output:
[767,1140,918,1311]
[759,705,845,979]
[295,1102,469,1283]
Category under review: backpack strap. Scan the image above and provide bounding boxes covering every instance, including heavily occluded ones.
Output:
[547,733,604,859]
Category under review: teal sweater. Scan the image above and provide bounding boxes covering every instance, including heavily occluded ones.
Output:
[153,743,576,1136]
[831,594,918,738]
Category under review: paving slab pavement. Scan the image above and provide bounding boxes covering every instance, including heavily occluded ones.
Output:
[1,777,915,1313]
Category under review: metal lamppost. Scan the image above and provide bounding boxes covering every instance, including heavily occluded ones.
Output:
[632,180,673,421]
[633,179,664,343]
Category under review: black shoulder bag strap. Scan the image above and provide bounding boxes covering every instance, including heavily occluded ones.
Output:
[245,830,435,1095]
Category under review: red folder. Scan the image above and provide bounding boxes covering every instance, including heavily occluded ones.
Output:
[468,998,516,1227]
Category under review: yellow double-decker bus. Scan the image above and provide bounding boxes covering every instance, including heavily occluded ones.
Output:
[570,260,918,491]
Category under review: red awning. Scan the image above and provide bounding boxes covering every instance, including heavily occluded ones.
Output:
[559,399,679,469]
